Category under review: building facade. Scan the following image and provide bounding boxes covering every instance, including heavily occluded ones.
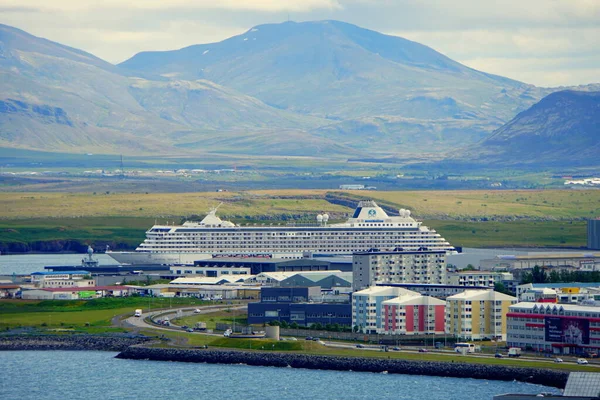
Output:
[352,286,444,335]
[353,250,447,290]
[381,294,446,335]
[507,302,600,355]
[517,283,600,304]
[30,271,94,288]
[375,283,490,300]
[447,271,513,288]
[247,287,351,327]
[588,218,600,250]
[445,290,517,341]
[481,253,600,271]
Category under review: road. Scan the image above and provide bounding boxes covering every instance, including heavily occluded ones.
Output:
[120,303,247,334]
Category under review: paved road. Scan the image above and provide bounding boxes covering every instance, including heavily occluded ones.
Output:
[121,304,247,334]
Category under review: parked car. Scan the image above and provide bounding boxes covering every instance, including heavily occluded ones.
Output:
[181,325,188,330]
[312,337,320,341]
[554,358,563,363]
[305,336,313,341]
[495,353,503,358]
[576,358,589,365]
[193,309,201,314]
[392,347,401,351]
[186,328,194,333]
[418,348,428,353]
[356,344,365,349]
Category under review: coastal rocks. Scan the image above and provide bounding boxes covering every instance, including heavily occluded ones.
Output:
[0,335,150,351]
[116,347,569,389]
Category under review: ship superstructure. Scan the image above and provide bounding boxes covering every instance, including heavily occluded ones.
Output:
[107,201,455,265]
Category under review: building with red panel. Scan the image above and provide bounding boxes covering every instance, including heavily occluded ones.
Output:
[382,294,446,335]
[507,302,600,355]
[352,286,445,335]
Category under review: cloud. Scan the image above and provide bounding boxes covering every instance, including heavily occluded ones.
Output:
[0,0,342,12]
[0,0,598,86]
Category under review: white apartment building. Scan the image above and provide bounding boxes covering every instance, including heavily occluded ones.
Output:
[447,271,513,288]
[353,250,447,290]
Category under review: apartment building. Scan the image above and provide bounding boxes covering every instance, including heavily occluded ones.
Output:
[352,286,444,335]
[353,250,447,290]
[446,290,517,341]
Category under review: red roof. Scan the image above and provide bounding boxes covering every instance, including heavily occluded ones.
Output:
[30,286,132,292]
[0,285,21,289]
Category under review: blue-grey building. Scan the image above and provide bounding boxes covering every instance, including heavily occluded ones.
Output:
[589,219,600,250]
[248,287,351,327]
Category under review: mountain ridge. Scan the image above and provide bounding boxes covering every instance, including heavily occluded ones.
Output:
[1,20,598,163]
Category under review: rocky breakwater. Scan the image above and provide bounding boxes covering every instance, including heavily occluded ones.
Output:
[0,335,151,351]
[116,347,569,388]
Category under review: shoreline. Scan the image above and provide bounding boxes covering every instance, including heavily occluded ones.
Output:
[0,335,567,388]
[116,346,568,388]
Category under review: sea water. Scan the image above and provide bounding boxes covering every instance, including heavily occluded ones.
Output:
[0,351,560,400]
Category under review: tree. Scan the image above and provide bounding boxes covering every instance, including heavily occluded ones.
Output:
[531,266,547,283]
[494,282,512,295]
[463,264,477,271]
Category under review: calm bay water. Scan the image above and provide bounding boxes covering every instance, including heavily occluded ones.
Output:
[0,351,559,400]
[0,247,586,275]
[0,253,118,275]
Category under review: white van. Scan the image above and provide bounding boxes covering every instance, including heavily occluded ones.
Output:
[454,343,476,353]
[134,309,142,317]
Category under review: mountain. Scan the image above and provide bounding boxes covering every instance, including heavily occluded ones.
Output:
[1,21,596,159]
[120,20,552,150]
[0,23,336,155]
[458,90,600,166]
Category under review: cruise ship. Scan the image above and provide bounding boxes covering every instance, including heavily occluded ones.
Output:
[106,200,455,265]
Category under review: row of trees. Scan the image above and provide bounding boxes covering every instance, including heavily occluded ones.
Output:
[521,266,600,284]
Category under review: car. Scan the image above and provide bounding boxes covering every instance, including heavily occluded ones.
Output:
[356,344,365,349]
[193,309,201,314]
[181,325,188,330]
[576,358,589,365]
[186,328,194,333]
[305,336,313,341]
[418,348,428,353]
[312,337,320,341]
[554,358,563,363]
[495,353,503,358]
[392,347,401,351]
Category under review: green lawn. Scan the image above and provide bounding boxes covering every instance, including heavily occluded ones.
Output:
[174,309,248,330]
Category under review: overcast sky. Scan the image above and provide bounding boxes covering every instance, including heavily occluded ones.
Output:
[2,0,599,87]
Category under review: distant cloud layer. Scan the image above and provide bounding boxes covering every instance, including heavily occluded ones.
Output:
[1,0,598,86]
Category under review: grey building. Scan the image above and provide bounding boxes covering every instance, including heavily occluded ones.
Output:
[588,218,600,250]
[353,250,447,290]
[248,287,351,327]
[185,257,333,276]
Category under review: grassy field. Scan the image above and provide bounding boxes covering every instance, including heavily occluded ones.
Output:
[1,190,599,220]
[0,189,597,249]
[0,298,206,330]
[174,309,248,330]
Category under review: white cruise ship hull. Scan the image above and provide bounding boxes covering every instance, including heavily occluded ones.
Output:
[108,200,455,265]
[106,251,304,265]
